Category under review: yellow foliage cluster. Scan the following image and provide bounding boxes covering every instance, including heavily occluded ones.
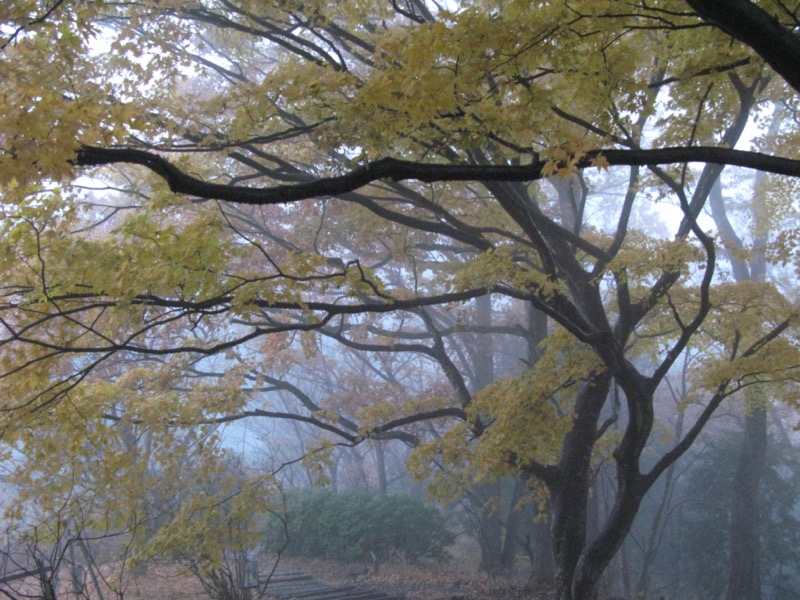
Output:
[0,0,799,584]
[410,327,602,501]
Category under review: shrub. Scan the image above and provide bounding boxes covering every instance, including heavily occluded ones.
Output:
[264,489,454,562]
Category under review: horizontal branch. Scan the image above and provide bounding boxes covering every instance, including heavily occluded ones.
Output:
[102,406,440,446]
[138,287,487,315]
[74,145,800,205]
[103,408,359,443]
[371,407,466,435]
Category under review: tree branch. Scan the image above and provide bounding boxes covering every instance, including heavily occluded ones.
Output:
[74,145,800,205]
[685,0,800,94]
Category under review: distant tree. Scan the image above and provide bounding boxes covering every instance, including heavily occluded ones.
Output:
[675,433,800,600]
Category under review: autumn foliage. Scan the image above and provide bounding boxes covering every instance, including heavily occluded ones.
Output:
[1,2,800,600]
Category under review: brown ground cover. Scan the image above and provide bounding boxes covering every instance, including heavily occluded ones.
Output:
[271,555,553,600]
[4,550,552,599]
[113,555,549,600]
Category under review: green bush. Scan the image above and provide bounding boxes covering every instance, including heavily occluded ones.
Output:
[264,488,454,561]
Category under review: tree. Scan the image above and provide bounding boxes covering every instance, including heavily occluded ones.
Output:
[144,453,278,600]
[708,103,788,599]
[674,431,800,600]
[1,2,800,600]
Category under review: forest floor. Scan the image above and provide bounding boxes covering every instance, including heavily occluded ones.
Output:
[271,555,554,600]
[112,554,553,600]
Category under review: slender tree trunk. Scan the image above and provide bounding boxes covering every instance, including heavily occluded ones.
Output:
[373,439,387,496]
[469,293,512,576]
[708,103,779,600]
[35,558,56,600]
[726,405,767,600]
[499,476,531,573]
[636,407,685,597]
[523,304,557,585]
[619,538,632,600]
[473,294,495,390]
[471,294,500,573]
[527,512,555,585]
[79,536,107,600]
[68,539,85,596]
[473,482,506,575]
[327,447,341,492]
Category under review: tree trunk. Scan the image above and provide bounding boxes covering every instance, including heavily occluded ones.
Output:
[570,480,646,600]
[527,512,555,585]
[548,374,611,600]
[473,482,506,575]
[35,558,56,600]
[635,405,685,597]
[560,370,657,600]
[499,477,531,573]
[726,405,767,600]
[469,293,509,575]
[619,538,632,600]
[708,157,771,600]
[327,448,340,492]
[373,439,387,496]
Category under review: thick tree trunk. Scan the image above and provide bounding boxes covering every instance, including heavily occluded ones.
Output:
[726,406,767,600]
[551,482,589,600]
[571,479,646,600]
[559,371,656,600]
[548,374,611,600]
[471,479,528,576]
